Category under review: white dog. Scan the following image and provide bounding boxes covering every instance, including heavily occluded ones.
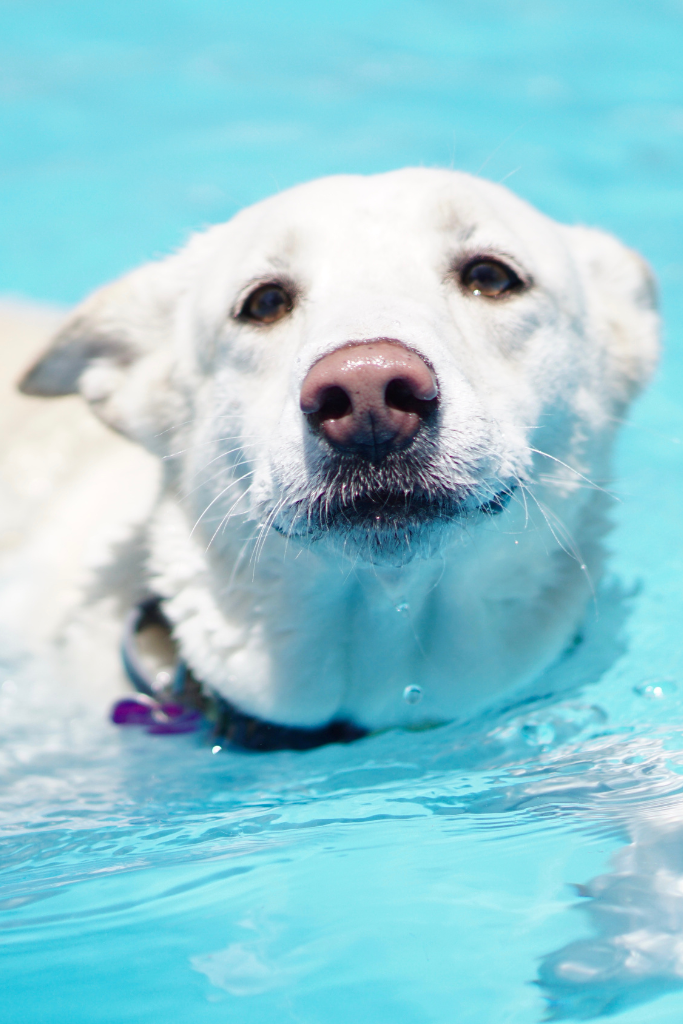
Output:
[4,168,658,745]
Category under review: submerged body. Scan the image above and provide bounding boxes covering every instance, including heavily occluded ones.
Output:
[8,169,658,737]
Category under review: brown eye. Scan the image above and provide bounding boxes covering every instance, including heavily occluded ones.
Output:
[461,259,522,298]
[241,283,293,324]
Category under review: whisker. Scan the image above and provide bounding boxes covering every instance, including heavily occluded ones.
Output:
[521,484,595,600]
[250,497,286,576]
[181,454,257,500]
[190,470,253,536]
[164,435,261,460]
[180,443,261,492]
[224,525,262,591]
[527,447,617,500]
[204,484,254,553]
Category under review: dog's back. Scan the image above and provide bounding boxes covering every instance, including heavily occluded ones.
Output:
[0,302,158,705]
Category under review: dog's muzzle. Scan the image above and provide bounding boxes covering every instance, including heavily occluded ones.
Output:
[273,337,514,557]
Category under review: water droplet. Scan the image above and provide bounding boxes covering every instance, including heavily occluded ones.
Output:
[514,540,519,545]
[396,602,410,614]
[403,684,423,705]
[155,670,171,687]
[634,678,678,699]
[211,745,223,754]
[472,289,481,296]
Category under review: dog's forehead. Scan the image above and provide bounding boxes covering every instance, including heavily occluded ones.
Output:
[210,169,561,281]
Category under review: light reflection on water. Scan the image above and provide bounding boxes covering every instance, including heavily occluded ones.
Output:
[2,1,683,1021]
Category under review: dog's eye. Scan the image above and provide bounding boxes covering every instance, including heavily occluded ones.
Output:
[461,259,522,298]
[241,283,293,324]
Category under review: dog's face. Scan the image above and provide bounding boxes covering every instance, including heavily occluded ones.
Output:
[22,169,658,567]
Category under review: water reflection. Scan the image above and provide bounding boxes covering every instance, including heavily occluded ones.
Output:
[537,761,683,1018]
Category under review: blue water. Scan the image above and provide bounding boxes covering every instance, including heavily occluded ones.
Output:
[2,1,683,1021]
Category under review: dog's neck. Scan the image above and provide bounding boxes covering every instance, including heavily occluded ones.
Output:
[146,495,440,725]
[145,485,598,733]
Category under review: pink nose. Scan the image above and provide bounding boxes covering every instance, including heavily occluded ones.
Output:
[300,340,438,460]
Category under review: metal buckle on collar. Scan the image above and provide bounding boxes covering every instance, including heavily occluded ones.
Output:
[112,597,366,751]
[113,596,205,734]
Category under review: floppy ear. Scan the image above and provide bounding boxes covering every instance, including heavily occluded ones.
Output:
[18,254,189,450]
[563,225,660,404]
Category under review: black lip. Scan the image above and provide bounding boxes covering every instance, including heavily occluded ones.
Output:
[325,491,465,529]
[327,486,514,528]
[277,486,515,537]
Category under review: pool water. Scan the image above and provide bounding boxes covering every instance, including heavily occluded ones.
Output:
[2,2,683,1021]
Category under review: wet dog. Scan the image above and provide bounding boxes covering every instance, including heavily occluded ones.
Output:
[10,168,659,738]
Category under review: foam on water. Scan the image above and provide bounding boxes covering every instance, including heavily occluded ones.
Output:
[2,2,683,1021]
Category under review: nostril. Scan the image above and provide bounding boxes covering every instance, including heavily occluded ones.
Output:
[385,377,439,419]
[313,386,352,422]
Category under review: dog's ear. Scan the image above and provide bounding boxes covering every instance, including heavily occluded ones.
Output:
[563,225,660,403]
[18,255,189,449]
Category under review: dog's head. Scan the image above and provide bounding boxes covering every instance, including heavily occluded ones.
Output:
[21,169,659,565]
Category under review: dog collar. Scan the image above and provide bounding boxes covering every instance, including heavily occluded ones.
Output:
[113,596,366,752]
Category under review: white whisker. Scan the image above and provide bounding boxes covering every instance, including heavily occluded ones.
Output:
[163,433,261,459]
[527,447,617,500]
[204,484,254,553]
[190,470,253,536]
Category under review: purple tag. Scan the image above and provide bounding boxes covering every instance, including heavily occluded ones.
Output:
[111,697,156,725]
[111,697,203,734]
[148,704,204,734]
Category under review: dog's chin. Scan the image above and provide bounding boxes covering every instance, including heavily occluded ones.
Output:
[313,512,455,567]
[273,488,514,567]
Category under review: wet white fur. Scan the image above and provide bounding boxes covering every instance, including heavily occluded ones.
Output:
[3,169,659,730]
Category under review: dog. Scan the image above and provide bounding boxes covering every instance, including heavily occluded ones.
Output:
[5,168,658,744]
